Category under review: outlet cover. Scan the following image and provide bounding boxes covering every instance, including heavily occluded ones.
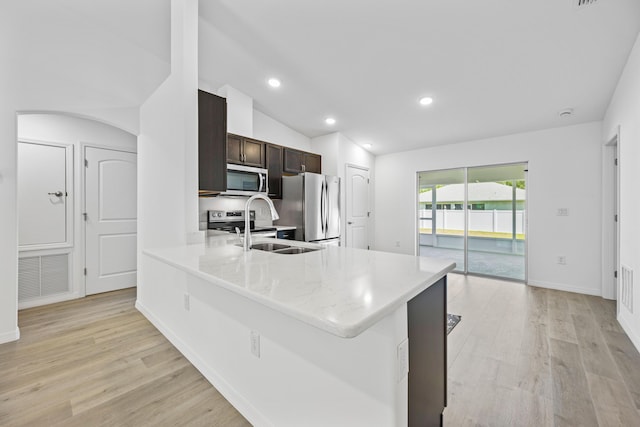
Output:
[397,339,409,382]
[250,330,261,358]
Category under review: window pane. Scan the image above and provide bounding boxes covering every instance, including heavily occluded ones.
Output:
[418,168,465,272]
[466,164,526,280]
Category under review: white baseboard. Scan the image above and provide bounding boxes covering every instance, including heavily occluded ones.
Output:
[135,300,271,427]
[618,315,640,354]
[527,280,601,296]
[0,327,20,344]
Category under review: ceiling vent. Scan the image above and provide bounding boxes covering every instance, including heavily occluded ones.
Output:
[573,0,599,10]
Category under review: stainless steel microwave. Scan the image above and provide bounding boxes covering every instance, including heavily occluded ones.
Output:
[223,164,268,196]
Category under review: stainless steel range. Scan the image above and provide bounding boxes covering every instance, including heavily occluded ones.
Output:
[207,210,277,237]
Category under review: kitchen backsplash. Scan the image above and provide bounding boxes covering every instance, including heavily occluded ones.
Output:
[199,196,283,230]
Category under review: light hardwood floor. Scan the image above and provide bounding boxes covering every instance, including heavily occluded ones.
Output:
[2,277,640,426]
[0,289,250,427]
[445,274,640,426]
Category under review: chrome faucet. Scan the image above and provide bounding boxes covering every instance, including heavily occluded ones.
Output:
[243,194,279,251]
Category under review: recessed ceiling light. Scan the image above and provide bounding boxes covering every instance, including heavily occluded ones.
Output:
[363,143,372,149]
[419,96,434,106]
[267,78,281,88]
[325,117,336,125]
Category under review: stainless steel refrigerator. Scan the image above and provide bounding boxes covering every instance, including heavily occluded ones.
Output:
[279,173,341,246]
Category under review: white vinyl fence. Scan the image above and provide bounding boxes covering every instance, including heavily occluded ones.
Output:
[419,209,525,235]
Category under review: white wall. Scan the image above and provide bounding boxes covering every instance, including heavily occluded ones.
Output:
[603,33,640,350]
[312,133,339,175]
[17,114,136,306]
[375,122,603,296]
[138,0,199,270]
[218,85,254,137]
[0,108,18,344]
[0,2,159,343]
[253,110,312,152]
[312,132,376,248]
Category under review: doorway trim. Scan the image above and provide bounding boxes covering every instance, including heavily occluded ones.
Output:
[602,127,620,301]
[81,143,138,296]
[344,163,370,249]
[17,138,74,251]
[416,161,528,283]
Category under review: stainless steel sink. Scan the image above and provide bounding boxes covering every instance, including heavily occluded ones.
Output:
[250,243,291,251]
[237,242,323,254]
[272,247,320,254]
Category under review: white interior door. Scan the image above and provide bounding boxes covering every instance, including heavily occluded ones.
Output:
[345,165,370,249]
[85,147,137,295]
[18,142,71,247]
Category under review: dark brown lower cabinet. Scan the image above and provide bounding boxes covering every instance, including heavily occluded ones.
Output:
[407,276,447,427]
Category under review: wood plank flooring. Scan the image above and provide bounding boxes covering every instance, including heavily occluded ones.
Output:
[445,274,640,426]
[2,277,640,426]
[0,289,250,427]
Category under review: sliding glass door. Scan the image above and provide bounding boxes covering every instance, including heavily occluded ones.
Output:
[417,163,527,281]
[418,168,465,273]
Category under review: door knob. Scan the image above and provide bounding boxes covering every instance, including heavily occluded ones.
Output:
[48,191,64,197]
[348,221,353,225]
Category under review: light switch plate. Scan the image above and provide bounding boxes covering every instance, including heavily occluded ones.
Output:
[250,330,261,358]
[397,339,409,382]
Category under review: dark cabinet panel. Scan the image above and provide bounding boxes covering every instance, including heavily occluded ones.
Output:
[227,133,265,168]
[198,90,227,196]
[283,147,305,173]
[243,138,266,167]
[283,148,321,174]
[407,276,447,427]
[277,229,296,240]
[226,134,243,165]
[266,144,283,199]
[304,153,322,174]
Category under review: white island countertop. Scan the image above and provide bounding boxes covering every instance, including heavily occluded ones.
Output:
[144,237,455,338]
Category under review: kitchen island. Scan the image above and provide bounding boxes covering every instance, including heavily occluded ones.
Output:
[138,235,455,426]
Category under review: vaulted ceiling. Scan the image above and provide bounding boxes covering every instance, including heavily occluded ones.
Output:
[199,0,640,154]
[5,1,640,154]
[4,0,170,130]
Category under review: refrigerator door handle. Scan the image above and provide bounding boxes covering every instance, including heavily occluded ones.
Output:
[324,180,329,233]
[320,180,325,233]
[324,181,329,234]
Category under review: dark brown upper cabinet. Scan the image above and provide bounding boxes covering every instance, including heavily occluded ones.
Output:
[283,147,322,174]
[265,144,283,199]
[304,152,322,174]
[198,90,227,196]
[227,133,265,168]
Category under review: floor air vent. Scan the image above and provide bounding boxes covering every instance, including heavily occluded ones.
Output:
[19,254,70,301]
[620,264,633,313]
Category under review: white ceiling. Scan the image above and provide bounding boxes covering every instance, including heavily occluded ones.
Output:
[198,0,640,155]
[5,0,170,120]
[7,0,639,153]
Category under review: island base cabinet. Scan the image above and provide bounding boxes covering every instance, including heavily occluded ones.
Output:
[138,253,418,427]
[407,276,447,427]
